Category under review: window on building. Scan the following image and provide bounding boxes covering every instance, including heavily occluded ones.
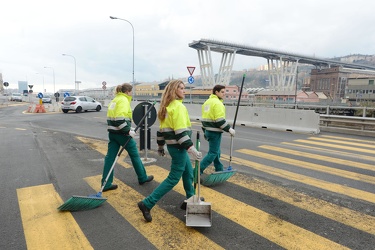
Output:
[369,80,374,85]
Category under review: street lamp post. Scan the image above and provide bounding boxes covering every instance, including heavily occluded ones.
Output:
[62,53,77,93]
[110,16,135,96]
[36,72,45,93]
[44,66,55,94]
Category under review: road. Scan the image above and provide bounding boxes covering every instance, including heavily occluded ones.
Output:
[0,103,374,249]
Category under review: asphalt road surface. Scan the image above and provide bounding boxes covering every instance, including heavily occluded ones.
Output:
[0,103,374,249]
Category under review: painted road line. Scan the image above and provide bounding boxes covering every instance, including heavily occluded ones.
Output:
[294,139,375,154]
[308,137,375,149]
[321,135,375,144]
[76,136,131,168]
[221,154,375,204]
[224,170,375,235]
[237,148,375,185]
[84,175,223,250]
[259,145,375,172]
[17,184,93,250]
[145,166,348,250]
[281,142,375,162]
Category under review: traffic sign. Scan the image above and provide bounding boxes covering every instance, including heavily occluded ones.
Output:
[187,66,195,76]
[102,81,107,86]
[188,76,194,84]
[3,82,9,87]
[64,92,70,98]
[37,92,43,98]
[102,85,107,90]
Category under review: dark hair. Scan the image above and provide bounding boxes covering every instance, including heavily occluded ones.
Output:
[212,84,225,94]
[115,83,132,94]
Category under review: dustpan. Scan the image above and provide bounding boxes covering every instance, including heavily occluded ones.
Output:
[186,131,212,227]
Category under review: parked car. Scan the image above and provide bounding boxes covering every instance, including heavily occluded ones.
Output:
[42,95,52,104]
[10,93,23,102]
[61,96,102,113]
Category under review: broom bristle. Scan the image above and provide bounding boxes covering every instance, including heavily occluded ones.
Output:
[58,195,107,211]
[201,170,236,187]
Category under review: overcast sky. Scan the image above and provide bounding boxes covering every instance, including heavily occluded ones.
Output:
[1,0,374,93]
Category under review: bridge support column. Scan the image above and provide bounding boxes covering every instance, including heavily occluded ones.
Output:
[197,46,236,87]
[267,57,299,91]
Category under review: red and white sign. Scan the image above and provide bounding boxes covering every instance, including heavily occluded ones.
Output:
[187,66,195,76]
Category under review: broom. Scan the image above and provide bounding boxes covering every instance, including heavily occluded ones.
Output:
[201,74,246,187]
[58,101,156,211]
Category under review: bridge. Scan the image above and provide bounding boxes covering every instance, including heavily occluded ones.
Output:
[189,38,375,90]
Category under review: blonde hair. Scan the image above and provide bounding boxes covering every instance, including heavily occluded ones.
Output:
[158,80,184,121]
[115,83,132,94]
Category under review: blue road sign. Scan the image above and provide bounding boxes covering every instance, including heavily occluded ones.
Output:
[64,92,70,98]
[188,76,194,84]
[37,92,43,98]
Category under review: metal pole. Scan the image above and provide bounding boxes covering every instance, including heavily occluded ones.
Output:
[143,105,148,160]
[44,66,55,94]
[62,54,77,93]
[110,16,135,96]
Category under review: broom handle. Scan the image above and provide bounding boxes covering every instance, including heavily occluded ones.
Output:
[196,131,201,202]
[100,101,156,193]
[229,74,246,167]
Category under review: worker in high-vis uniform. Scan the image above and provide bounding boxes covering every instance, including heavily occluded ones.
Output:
[200,84,235,174]
[101,83,153,192]
[138,80,202,222]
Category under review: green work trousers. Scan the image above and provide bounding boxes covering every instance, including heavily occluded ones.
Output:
[200,130,223,173]
[101,132,148,189]
[142,146,194,209]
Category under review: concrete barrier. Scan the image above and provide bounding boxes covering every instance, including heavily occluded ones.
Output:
[130,101,320,134]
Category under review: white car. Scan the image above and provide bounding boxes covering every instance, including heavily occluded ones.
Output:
[61,96,102,113]
[10,93,23,102]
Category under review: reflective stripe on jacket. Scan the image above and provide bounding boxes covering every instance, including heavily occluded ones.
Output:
[157,99,193,149]
[107,93,132,134]
[201,94,230,133]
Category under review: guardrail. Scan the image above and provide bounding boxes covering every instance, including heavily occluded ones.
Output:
[320,115,375,137]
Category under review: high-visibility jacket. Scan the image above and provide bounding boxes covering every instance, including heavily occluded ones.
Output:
[201,94,230,133]
[106,93,132,134]
[157,99,193,149]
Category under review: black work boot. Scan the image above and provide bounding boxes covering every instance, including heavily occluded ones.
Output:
[138,201,152,222]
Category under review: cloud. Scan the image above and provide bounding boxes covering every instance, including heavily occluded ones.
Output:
[1,0,374,93]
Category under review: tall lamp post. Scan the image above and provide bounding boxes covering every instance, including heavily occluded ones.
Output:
[110,16,135,96]
[44,66,55,94]
[35,72,45,93]
[62,53,77,93]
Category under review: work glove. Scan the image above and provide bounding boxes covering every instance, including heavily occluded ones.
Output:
[158,145,165,157]
[229,128,235,136]
[187,146,202,161]
[129,130,137,138]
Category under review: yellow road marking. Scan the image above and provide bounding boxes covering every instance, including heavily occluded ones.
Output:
[15,128,27,130]
[321,135,375,144]
[223,171,375,235]
[308,137,375,149]
[281,142,375,162]
[294,139,375,154]
[85,175,223,250]
[17,184,93,250]
[259,145,375,172]
[237,148,375,185]
[76,136,131,168]
[142,166,348,250]
[221,154,375,204]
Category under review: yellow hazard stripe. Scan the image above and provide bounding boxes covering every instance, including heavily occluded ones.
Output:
[294,139,375,154]
[223,153,375,204]
[84,175,223,250]
[76,136,131,168]
[143,165,348,250]
[237,148,375,185]
[17,184,93,250]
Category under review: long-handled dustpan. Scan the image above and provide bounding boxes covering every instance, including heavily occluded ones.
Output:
[58,101,156,212]
[201,74,246,187]
[186,131,212,227]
